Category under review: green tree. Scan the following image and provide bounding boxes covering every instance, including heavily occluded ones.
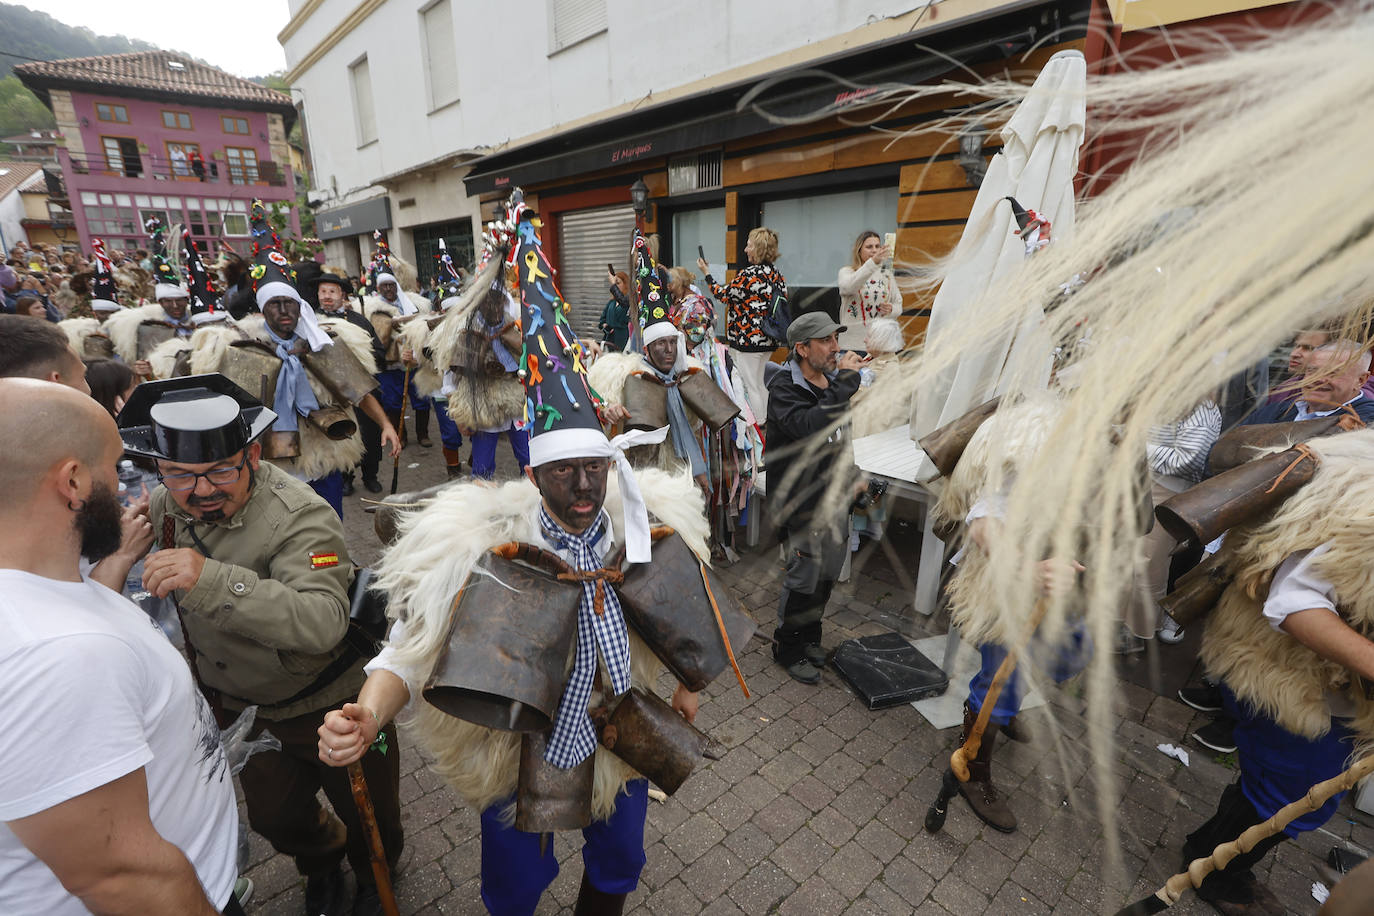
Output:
[0,75,55,138]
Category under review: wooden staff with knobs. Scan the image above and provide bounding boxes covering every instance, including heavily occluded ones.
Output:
[389,365,411,495]
[1112,754,1374,915]
[926,597,1050,833]
[347,762,400,916]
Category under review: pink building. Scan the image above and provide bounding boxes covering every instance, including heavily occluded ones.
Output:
[15,50,298,255]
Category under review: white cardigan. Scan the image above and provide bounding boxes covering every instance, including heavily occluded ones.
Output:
[837,258,901,350]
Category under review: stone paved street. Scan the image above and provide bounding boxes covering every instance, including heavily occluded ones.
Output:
[241,437,1373,915]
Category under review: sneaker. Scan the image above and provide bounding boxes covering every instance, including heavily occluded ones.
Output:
[233,876,254,908]
[1158,614,1186,644]
[1179,684,1225,713]
[803,643,827,668]
[782,658,821,685]
[1114,624,1146,655]
[1192,717,1237,754]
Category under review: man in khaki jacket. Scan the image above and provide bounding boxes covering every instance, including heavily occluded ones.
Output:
[120,374,402,916]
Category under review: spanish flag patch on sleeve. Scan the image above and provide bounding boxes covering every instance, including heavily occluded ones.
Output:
[310,551,340,569]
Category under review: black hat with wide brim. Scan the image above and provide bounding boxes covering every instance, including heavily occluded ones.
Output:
[118,374,277,463]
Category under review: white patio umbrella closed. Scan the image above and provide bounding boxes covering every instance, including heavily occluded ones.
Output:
[909,49,1087,480]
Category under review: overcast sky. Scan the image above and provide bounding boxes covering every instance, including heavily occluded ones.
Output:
[25,0,289,77]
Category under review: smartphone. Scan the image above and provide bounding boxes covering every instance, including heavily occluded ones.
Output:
[607,262,615,275]
[883,231,896,252]
[697,245,706,262]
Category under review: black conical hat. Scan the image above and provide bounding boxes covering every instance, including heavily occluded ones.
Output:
[248,199,298,307]
[183,229,226,324]
[507,190,607,463]
[633,229,675,348]
[147,216,188,298]
[88,237,121,312]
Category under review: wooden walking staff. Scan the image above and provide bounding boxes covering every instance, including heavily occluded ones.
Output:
[347,762,401,916]
[1112,753,1374,915]
[389,365,411,495]
[925,597,1050,833]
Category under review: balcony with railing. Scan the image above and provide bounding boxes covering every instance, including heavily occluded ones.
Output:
[55,146,294,198]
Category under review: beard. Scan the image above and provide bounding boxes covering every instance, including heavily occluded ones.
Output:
[76,482,126,563]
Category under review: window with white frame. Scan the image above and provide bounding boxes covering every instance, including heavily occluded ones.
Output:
[548,0,606,54]
[350,56,378,146]
[420,0,460,111]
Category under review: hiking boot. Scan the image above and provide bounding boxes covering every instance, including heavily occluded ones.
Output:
[304,865,348,916]
[781,658,821,685]
[1179,683,1225,713]
[1198,870,1284,916]
[956,704,1017,832]
[1193,717,1238,754]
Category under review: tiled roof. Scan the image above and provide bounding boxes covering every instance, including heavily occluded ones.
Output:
[18,171,48,194]
[0,161,44,200]
[14,50,293,112]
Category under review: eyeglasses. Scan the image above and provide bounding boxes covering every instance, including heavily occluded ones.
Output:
[157,454,248,492]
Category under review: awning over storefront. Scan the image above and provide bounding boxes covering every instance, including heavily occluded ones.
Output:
[316,195,391,241]
[462,0,1086,196]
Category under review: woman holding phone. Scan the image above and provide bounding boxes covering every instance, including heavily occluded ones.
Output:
[837,230,902,352]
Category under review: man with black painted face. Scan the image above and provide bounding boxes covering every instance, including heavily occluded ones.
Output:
[319,193,742,916]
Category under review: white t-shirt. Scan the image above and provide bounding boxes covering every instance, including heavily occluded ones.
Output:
[0,571,238,914]
[1260,544,1355,718]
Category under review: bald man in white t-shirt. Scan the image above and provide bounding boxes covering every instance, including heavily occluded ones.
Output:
[0,379,240,916]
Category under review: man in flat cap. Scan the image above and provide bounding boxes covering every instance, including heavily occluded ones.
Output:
[765,312,866,684]
[120,374,403,916]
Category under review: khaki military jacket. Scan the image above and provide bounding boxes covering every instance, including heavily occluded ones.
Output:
[149,460,362,721]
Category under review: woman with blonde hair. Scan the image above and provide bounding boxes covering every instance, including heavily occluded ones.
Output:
[697,226,786,427]
[837,230,902,352]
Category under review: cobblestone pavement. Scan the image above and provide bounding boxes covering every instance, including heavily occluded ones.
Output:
[242,438,1373,915]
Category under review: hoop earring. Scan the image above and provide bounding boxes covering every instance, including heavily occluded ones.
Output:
[68,498,87,512]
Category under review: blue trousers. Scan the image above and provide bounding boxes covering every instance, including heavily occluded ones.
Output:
[1224,687,1354,836]
[470,427,530,480]
[966,622,1092,725]
[309,470,344,519]
[376,369,431,413]
[433,399,463,450]
[479,780,648,916]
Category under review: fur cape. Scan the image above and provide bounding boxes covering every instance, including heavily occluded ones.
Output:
[934,399,1063,647]
[57,317,115,361]
[114,264,154,304]
[397,317,443,398]
[588,351,708,472]
[374,466,711,821]
[155,314,378,479]
[1201,429,1374,742]
[363,292,432,367]
[103,303,175,363]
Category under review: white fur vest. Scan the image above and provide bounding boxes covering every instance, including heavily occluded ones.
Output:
[374,467,711,820]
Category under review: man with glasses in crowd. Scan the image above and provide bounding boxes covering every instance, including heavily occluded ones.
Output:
[122,374,403,916]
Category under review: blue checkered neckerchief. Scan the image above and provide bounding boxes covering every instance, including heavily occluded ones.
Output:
[538,506,632,769]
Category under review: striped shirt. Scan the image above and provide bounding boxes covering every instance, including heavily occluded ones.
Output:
[1147,400,1222,483]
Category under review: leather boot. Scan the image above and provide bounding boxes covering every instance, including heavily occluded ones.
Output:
[957,703,1017,833]
[414,407,433,447]
[442,446,463,478]
[573,872,627,916]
